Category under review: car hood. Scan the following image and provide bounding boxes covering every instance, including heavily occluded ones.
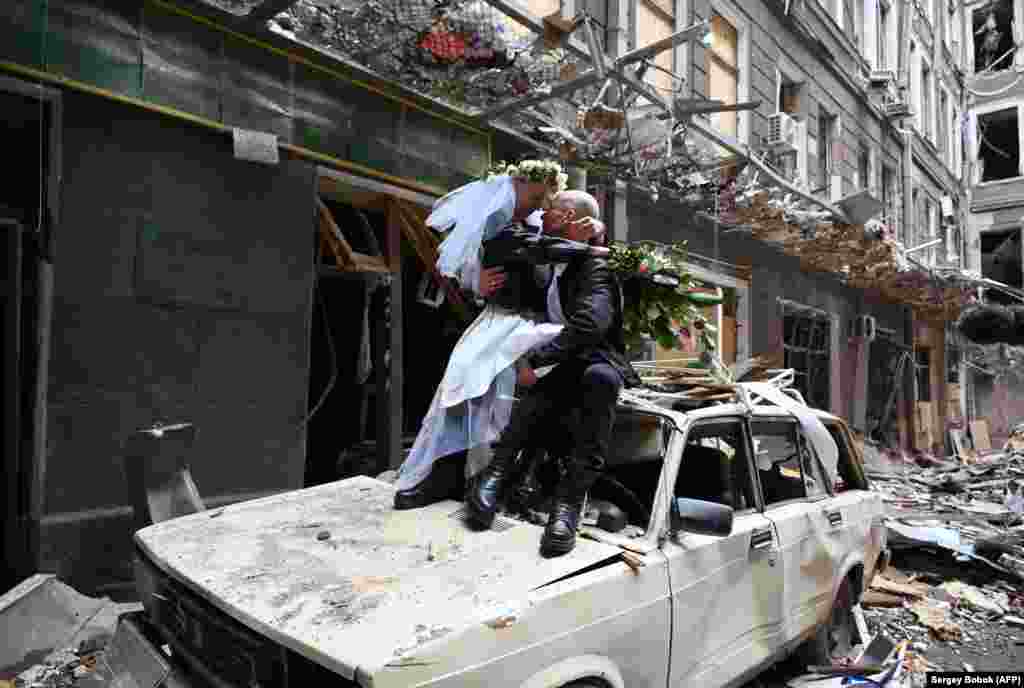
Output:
[134,476,624,683]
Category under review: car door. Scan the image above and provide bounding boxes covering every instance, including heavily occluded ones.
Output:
[664,418,785,688]
[749,418,836,646]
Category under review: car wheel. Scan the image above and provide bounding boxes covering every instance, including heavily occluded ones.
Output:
[562,680,607,688]
[796,576,857,667]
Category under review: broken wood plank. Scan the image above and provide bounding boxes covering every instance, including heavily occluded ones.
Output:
[318,197,355,268]
[861,590,905,608]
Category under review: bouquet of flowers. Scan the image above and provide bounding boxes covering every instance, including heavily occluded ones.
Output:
[607,240,722,353]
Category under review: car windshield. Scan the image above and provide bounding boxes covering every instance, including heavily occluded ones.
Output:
[587,408,670,533]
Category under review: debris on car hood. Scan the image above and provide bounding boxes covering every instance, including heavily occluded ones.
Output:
[133,476,626,681]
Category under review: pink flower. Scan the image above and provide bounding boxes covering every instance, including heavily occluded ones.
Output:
[639,264,649,273]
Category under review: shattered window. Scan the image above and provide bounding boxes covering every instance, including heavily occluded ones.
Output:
[973,2,1015,73]
[677,419,756,511]
[978,108,1021,182]
[981,229,1023,298]
[751,421,826,506]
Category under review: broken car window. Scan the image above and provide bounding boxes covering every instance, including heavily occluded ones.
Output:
[675,419,756,511]
[750,420,821,506]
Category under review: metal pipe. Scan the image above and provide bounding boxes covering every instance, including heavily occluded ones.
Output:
[905,237,943,253]
[614,22,709,67]
[580,15,606,79]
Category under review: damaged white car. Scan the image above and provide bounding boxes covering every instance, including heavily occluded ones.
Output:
[121,379,888,688]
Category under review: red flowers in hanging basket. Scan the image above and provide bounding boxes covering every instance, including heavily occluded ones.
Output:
[419,30,467,63]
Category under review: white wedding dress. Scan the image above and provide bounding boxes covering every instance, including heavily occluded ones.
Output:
[395,177,563,492]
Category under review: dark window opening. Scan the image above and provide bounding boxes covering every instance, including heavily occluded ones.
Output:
[778,80,801,115]
[783,312,831,411]
[981,229,1022,302]
[974,4,1015,73]
[858,147,870,190]
[881,165,897,237]
[817,111,836,191]
[915,349,932,402]
[979,108,1020,181]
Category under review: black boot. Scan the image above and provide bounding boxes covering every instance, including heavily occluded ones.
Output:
[540,489,587,557]
[393,452,465,510]
[466,451,518,528]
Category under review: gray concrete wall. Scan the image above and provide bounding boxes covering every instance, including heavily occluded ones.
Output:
[41,92,316,591]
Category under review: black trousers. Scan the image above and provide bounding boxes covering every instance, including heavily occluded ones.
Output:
[492,361,623,491]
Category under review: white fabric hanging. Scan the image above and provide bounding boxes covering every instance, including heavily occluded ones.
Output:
[746,382,839,488]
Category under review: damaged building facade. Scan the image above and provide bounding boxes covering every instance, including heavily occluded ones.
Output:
[0,0,976,595]
[962,0,1024,440]
[612,0,969,453]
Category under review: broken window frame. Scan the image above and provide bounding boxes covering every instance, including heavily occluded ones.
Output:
[676,417,759,513]
[781,303,832,412]
[750,419,829,509]
[703,0,751,144]
[974,104,1023,184]
[970,0,1020,74]
[637,0,677,100]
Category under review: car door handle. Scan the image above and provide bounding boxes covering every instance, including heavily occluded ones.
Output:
[825,509,843,528]
[750,528,775,551]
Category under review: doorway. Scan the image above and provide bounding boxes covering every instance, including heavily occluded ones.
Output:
[1,78,60,592]
[303,170,469,487]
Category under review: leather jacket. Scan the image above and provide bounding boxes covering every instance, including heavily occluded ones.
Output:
[526,254,641,388]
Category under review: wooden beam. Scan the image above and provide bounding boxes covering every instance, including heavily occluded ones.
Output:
[393,200,470,319]
[317,196,391,273]
[317,197,355,268]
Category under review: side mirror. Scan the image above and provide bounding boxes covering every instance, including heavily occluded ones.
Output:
[670,498,734,537]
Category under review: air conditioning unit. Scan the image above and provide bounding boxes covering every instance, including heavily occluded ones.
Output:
[766,112,799,152]
[852,314,877,341]
[868,70,896,88]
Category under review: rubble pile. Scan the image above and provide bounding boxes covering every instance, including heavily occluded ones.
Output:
[8,643,103,688]
[855,437,1024,680]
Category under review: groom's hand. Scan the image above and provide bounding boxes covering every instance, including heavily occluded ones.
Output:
[479,266,506,298]
[566,217,605,244]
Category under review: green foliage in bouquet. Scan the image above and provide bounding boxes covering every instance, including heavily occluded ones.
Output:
[608,240,719,353]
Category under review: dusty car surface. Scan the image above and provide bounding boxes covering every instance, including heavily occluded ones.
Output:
[125,380,888,688]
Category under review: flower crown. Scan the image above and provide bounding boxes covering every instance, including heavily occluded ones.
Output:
[483,159,568,193]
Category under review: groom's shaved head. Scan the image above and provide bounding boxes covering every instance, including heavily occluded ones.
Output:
[553,190,600,219]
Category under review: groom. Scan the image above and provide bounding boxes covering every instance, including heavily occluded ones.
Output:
[468,190,640,556]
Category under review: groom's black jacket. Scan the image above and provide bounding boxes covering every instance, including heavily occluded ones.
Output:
[526,252,640,388]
